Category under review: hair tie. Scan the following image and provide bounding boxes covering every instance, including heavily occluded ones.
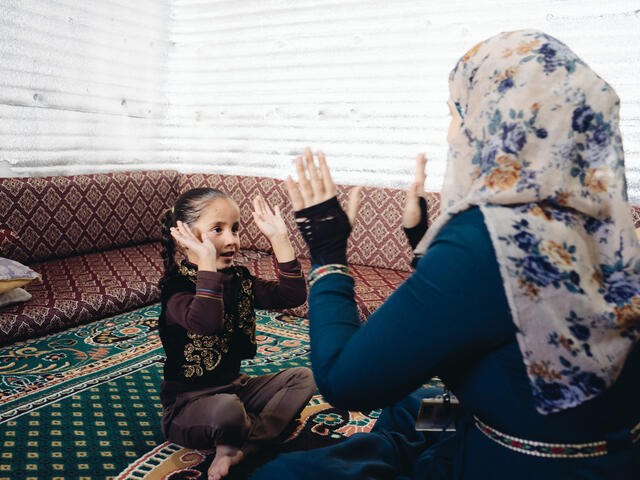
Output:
[170,206,175,214]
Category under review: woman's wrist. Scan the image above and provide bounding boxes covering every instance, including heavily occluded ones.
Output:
[403,197,428,250]
[294,196,351,266]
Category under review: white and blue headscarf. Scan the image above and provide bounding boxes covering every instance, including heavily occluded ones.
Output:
[416,30,640,414]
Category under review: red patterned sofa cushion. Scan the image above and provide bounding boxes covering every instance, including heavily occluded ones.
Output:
[632,206,640,228]
[0,171,180,264]
[236,255,410,322]
[336,187,442,272]
[0,243,164,346]
[180,174,443,272]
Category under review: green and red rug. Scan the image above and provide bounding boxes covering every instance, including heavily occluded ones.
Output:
[0,305,380,479]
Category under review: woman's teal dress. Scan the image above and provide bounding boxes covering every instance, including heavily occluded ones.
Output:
[251,208,640,479]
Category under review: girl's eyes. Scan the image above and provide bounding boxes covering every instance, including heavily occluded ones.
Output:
[210,226,239,234]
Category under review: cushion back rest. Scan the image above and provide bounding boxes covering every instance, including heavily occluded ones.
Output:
[337,185,442,272]
[0,170,180,264]
[633,206,640,228]
[179,173,443,272]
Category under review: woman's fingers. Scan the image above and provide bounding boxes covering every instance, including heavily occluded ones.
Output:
[297,152,314,203]
[414,153,427,191]
[288,147,338,210]
[406,181,418,200]
[317,150,336,198]
[286,175,305,211]
[306,150,324,198]
[347,186,363,226]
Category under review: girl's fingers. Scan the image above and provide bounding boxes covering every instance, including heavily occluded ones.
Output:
[347,186,363,226]
[317,151,336,197]
[170,227,191,249]
[252,211,263,224]
[201,234,216,251]
[273,204,281,218]
[253,195,266,216]
[180,221,199,242]
[286,175,305,211]
[260,196,273,216]
[176,221,189,238]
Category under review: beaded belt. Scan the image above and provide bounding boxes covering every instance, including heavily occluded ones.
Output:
[474,415,640,458]
[308,264,351,287]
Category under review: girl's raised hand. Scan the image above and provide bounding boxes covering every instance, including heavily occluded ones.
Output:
[285,147,362,226]
[170,220,217,271]
[252,195,288,239]
[403,154,427,229]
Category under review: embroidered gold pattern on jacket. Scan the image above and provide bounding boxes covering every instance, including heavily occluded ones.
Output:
[183,331,230,378]
[178,263,198,282]
[237,276,256,342]
[179,264,256,377]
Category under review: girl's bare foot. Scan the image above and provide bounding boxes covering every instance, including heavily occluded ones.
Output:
[208,444,244,480]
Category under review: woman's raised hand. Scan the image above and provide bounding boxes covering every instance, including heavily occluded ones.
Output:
[403,154,427,229]
[170,220,217,271]
[285,147,362,225]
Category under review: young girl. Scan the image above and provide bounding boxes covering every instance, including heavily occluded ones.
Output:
[158,187,315,480]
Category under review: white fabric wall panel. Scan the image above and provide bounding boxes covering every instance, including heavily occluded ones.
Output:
[168,0,640,202]
[1,1,639,203]
[0,0,171,176]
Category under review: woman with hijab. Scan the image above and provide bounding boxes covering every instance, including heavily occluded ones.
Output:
[251,29,640,479]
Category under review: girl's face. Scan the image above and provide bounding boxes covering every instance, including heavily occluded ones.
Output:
[447,99,463,144]
[190,198,241,270]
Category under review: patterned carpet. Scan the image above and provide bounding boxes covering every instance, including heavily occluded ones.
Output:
[0,305,380,479]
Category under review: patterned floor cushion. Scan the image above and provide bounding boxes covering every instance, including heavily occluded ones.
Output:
[0,243,164,346]
[238,255,411,321]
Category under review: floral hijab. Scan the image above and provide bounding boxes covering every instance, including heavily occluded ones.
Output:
[415,30,640,414]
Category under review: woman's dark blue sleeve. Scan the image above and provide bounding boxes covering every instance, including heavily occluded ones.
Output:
[308,209,515,411]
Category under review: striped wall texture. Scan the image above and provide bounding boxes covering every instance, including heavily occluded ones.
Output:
[1,1,640,202]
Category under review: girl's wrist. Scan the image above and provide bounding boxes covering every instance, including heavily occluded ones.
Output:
[198,260,217,272]
[270,235,296,263]
[268,232,289,243]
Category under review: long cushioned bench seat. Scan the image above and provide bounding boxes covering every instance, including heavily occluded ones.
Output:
[3,168,640,347]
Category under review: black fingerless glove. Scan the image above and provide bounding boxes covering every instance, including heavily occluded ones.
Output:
[402,196,428,250]
[295,197,351,266]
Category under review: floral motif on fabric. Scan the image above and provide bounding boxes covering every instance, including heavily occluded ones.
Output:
[183,330,230,378]
[416,30,640,413]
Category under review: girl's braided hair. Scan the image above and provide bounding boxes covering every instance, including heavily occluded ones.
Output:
[160,188,232,289]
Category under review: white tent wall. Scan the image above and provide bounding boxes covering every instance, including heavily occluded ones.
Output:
[1,1,639,202]
[167,0,640,201]
[0,0,172,176]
